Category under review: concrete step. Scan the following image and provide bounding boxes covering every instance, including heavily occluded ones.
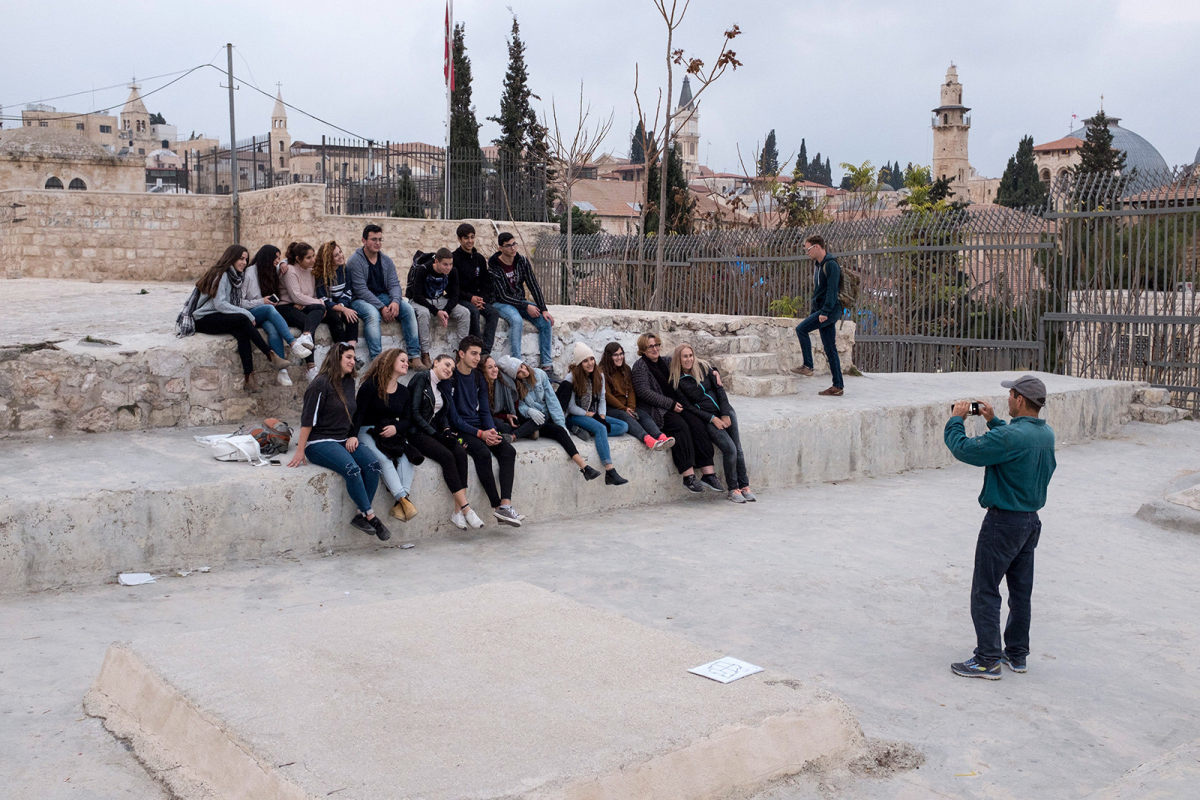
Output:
[1133,386,1173,406]
[695,334,763,355]
[1129,403,1191,424]
[0,372,1137,593]
[722,373,805,397]
[711,351,790,377]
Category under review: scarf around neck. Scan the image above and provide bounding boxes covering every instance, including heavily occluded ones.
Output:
[226,267,245,308]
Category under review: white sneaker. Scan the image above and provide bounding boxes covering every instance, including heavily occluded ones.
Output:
[465,507,485,529]
[450,510,468,530]
[297,332,315,349]
[291,340,312,359]
[277,368,293,386]
[306,366,318,382]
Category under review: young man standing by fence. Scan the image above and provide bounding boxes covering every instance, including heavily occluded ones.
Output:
[346,224,421,364]
[453,223,500,356]
[791,234,845,396]
[489,231,557,380]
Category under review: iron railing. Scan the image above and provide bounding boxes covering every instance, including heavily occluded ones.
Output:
[193,137,549,222]
[534,165,1200,410]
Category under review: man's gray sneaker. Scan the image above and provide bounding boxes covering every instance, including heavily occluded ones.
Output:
[951,656,1001,680]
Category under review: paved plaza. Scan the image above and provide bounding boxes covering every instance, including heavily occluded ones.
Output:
[2,414,1198,798]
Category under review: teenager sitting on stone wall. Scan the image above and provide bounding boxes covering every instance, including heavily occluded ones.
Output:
[287,342,391,541]
[630,333,718,494]
[407,354,483,530]
[557,343,629,486]
[481,355,522,442]
[353,349,422,523]
[192,244,290,391]
[600,341,674,451]
[670,343,755,503]
[407,248,471,368]
[493,354,602,481]
[453,223,500,356]
[313,241,361,357]
[277,241,326,382]
[346,224,421,363]
[488,231,557,380]
[445,335,524,527]
[240,244,311,386]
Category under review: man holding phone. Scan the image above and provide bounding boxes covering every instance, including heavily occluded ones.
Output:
[944,376,1057,680]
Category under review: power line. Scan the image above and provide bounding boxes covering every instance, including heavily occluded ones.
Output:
[228,69,373,141]
[0,64,220,124]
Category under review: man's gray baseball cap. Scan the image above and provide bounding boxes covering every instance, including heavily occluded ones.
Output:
[1001,375,1047,407]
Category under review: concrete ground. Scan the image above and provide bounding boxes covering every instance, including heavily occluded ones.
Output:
[2,418,1198,799]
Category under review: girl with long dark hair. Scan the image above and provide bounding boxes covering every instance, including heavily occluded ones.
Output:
[288,342,391,539]
[278,241,326,381]
[193,244,289,390]
[559,343,629,486]
[241,244,310,386]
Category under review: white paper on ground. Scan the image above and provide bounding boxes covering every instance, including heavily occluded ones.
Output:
[688,657,763,684]
[118,573,156,586]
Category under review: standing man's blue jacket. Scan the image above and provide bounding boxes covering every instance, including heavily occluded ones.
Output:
[811,254,842,319]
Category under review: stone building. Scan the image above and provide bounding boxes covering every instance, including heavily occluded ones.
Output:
[15,104,121,151]
[0,126,143,192]
[1032,136,1084,187]
[1033,115,1170,188]
[672,76,701,181]
[930,64,1000,205]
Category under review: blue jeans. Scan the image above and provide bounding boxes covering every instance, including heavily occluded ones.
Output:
[358,428,414,500]
[971,509,1041,665]
[305,440,381,516]
[796,312,843,389]
[249,304,294,359]
[567,414,628,466]
[351,292,420,360]
[495,302,553,366]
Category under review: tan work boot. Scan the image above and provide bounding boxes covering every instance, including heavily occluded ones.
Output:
[399,496,418,521]
[421,353,432,369]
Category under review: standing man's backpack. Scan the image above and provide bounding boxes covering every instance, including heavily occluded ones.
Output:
[824,260,861,309]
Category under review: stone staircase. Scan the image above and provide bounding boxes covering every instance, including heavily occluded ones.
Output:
[701,333,804,397]
[1129,384,1192,424]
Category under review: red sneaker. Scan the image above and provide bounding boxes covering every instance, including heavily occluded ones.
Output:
[643,434,657,449]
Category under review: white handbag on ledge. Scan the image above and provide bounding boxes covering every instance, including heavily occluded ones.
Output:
[194,433,272,467]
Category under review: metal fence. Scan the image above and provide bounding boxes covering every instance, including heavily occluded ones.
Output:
[193,137,549,222]
[532,166,1200,410]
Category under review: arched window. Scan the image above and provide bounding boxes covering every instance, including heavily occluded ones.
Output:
[942,114,948,125]
[68,178,87,190]
[45,177,64,189]
[278,140,284,152]
[1040,169,1051,182]
[279,156,285,168]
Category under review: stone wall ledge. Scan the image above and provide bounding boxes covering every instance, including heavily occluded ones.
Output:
[0,372,1133,593]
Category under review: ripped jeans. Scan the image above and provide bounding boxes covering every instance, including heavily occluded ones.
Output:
[305,440,381,516]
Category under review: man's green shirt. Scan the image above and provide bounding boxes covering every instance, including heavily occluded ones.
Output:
[944,415,1056,512]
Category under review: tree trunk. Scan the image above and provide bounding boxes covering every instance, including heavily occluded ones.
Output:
[565,177,574,305]
[650,32,674,312]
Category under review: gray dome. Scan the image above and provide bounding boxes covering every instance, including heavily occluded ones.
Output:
[1068,120,1168,174]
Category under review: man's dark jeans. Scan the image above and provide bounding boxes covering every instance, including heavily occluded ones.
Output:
[795,312,843,388]
[970,508,1042,665]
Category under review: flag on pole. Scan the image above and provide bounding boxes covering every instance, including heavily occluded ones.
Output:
[444,3,455,92]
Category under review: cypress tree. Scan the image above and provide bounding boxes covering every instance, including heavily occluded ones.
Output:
[795,138,808,181]
[645,144,693,234]
[487,14,550,218]
[448,23,482,217]
[1074,111,1127,175]
[758,129,779,176]
[630,120,646,165]
[996,135,1047,208]
[824,157,832,186]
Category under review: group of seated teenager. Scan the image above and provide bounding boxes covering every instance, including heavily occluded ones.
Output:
[189,223,560,391]
[281,328,759,542]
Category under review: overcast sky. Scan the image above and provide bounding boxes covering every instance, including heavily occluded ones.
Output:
[3,0,1198,181]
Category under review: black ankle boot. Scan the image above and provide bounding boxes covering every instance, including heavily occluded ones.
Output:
[605,468,628,486]
[581,465,601,480]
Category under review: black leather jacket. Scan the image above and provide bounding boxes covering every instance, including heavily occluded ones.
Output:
[407,370,452,437]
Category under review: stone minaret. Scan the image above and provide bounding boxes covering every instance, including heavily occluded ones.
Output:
[269,89,291,175]
[672,76,700,180]
[931,64,971,196]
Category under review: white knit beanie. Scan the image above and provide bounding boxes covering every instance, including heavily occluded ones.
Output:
[571,342,595,366]
[496,354,523,379]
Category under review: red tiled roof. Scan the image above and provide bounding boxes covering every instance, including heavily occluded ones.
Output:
[1033,136,1084,152]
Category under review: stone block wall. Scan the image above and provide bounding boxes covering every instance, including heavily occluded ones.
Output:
[0,189,233,281]
[237,183,558,267]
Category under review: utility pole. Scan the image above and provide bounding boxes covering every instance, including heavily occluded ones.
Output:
[225,43,239,244]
